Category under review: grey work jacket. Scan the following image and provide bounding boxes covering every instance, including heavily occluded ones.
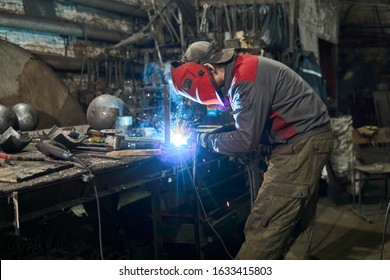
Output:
[206,54,331,155]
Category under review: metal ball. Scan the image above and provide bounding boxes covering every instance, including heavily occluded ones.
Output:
[11,103,39,131]
[0,105,17,134]
[86,94,126,130]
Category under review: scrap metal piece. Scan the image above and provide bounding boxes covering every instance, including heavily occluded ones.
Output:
[0,127,31,153]
[46,125,85,150]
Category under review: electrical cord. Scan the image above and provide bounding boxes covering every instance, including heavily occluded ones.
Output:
[35,140,105,260]
[380,201,390,260]
[185,146,234,259]
[240,154,255,209]
[185,165,234,259]
[72,156,104,261]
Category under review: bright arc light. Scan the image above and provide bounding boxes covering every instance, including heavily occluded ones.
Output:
[171,132,189,147]
[170,119,190,147]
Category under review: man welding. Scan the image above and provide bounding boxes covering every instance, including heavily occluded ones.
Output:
[170,41,333,260]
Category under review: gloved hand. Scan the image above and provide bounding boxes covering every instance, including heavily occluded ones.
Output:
[187,131,209,149]
[197,132,208,149]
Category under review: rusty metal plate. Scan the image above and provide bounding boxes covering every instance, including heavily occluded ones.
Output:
[0,161,73,183]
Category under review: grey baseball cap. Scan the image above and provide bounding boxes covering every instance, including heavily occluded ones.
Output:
[183,41,235,64]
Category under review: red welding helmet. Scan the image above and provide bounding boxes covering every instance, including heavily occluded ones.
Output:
[170,61,224,106]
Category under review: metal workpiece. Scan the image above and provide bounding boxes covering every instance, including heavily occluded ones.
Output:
[11,103,39,132]
[0,127,32,153]
[0,105,17,134]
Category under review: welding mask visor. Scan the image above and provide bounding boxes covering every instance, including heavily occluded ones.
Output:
[170,61,224,106]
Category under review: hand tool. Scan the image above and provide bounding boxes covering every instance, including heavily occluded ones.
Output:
[199,3,209,33]
[105,135,161,150]
[36,140,75,161]
[0,152,45,161]
[224,4,233,40]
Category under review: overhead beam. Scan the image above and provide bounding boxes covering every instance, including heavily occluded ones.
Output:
[0,12,128,42]
[61,0,148,19]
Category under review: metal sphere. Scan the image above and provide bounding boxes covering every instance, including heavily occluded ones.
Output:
[0,105,17,134]
[86,94,126,130]
[11,103,39,131]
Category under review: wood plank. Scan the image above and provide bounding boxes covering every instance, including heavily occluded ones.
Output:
[106,149,161,157]
[352,127,390,144]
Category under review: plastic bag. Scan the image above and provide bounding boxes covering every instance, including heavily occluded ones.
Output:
[258,4,288,53]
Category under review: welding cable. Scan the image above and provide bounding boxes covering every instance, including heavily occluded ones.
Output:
[380,201,390,260]
[186,166,234,259]
[245,163,255,209]
[72,156,104,260]
[238,154,256,209]
[36,141,104,260]
[185,150,234,259]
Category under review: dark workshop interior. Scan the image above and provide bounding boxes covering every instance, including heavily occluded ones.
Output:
[0,0,389,260]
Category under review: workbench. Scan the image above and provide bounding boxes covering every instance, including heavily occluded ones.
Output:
[0,143,255,259]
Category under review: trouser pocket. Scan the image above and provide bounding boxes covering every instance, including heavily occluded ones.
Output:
[259,182,308,228]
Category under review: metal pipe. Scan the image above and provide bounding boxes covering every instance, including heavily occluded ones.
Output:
[33,52,145,73]
[62,0,148,19]
[0,12,128,42]
[111,31,153,49]
[110,0,171,49]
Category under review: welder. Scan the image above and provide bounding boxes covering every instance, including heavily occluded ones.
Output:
[170,41,333,260]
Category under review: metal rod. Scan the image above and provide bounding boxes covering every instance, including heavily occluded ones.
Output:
[163,84,171,146]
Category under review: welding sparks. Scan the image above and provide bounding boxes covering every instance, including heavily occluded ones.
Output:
[170,119,191,147]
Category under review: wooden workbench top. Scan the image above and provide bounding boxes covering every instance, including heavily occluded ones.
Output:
[0,144,192,194]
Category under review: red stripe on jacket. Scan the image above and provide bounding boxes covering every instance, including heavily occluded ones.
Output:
[231,54,258,87]
[269,110,297,140]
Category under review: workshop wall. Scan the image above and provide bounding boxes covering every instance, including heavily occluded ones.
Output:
[337,0,390,127]
[0,0,166,128]
[298,0,338,59]
[0,0,389,130]
[0,0,140,56]
[0,1,296,131]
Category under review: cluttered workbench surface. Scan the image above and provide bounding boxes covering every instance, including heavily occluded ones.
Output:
[0,148,160,190]
[0,145,163,191]
[0,124,254,260]
[0,124,194,231]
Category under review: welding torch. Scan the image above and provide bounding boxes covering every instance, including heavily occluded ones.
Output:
[36,140,75,161]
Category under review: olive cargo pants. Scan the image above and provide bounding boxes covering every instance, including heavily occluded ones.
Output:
[236,130,333,259]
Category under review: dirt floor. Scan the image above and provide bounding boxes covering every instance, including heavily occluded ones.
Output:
[311,195,389,260]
